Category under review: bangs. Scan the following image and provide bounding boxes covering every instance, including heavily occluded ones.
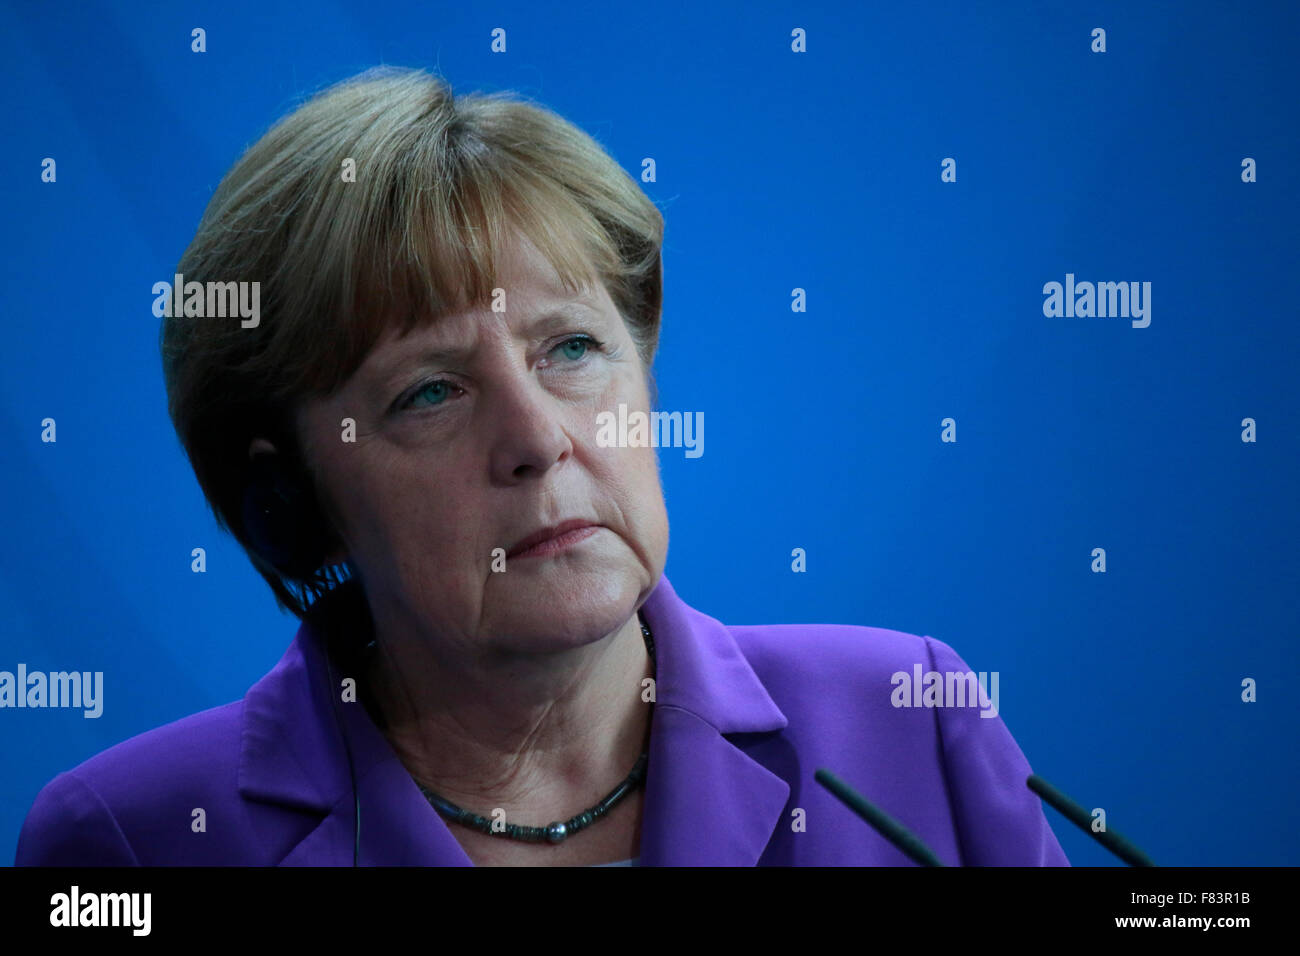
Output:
[277,128,618,401]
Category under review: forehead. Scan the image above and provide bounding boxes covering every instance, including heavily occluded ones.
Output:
[356,244,612,379]
[373,294,605,361]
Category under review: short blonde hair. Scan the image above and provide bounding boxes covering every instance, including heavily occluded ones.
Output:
[161,65,665,618]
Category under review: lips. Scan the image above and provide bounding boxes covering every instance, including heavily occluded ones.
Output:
[506,519,600,559]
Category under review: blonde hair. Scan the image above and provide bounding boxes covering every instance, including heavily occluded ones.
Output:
[160,65,665,618]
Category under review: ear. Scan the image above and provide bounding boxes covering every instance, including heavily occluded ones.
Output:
[246,435,351,568]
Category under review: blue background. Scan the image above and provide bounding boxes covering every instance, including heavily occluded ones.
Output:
[2,0,1296,866]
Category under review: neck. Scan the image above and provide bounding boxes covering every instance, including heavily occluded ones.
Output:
[359,606,653,818]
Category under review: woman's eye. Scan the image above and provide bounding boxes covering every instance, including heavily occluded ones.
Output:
[405,380,456,410]
[553,334,600,362]
[396,335,604,413]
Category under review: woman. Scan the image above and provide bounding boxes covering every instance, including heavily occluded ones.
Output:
[15,66,1068,866]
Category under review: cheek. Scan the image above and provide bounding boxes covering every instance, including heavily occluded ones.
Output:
[631,444,664,502]
[606,443,667,534]
[623,446,669,572]
[332,455,469,566]
[594,372,663,507]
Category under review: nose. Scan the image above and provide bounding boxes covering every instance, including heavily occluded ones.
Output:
[484,363,575,483]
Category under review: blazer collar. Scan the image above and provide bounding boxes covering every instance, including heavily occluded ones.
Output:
[634,576,791,865]
[238,574,790,865]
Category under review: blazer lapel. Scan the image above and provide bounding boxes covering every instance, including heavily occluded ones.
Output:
[636,576,792,866]
[239,574,791,866]
[278,747,473,867]
[238,586,472,866]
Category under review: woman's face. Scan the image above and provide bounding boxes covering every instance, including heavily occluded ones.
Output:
[291,229,669,658]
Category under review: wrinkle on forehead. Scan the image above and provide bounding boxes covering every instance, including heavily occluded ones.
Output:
[311,223,605,402]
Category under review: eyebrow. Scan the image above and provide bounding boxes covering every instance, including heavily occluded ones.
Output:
[368,301,604,383]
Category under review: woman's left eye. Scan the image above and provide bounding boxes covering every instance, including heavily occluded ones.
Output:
[551,334,602,363]
[393,335,605,414]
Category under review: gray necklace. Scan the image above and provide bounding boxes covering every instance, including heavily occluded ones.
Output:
[416,613,656,844]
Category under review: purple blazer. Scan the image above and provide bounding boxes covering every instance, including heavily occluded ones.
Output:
[15,575,1069,866]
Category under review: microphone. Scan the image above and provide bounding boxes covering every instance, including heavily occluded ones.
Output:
[1026,773,1156,866]
[815,768,947,866]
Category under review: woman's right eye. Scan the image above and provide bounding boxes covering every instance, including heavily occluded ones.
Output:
[399,379,460,411]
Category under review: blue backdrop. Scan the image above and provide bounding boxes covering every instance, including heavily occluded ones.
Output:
[2,0,1296,866]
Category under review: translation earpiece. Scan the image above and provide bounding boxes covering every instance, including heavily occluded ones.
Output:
[242,453,337,579]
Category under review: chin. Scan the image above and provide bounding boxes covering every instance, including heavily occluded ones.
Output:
[491,562,644,648]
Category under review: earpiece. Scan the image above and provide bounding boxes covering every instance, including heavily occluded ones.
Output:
[241,453,336,579]
[244,452,362,864]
